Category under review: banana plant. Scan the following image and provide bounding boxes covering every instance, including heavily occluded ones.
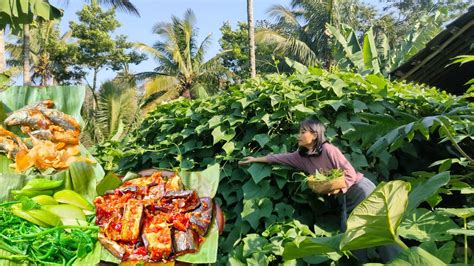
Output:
[0,0,63,85]
[326,11,444,76]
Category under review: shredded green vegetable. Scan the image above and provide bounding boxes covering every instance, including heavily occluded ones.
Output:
[309,168,344,182]
[0,203,98,265]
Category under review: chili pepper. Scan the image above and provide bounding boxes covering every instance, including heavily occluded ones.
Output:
[11,189,54,198]
[23,178,64,191]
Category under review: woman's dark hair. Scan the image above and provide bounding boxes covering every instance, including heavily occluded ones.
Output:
[298,119,328,156]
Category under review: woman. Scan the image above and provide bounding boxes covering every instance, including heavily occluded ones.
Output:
[238,119,401,263]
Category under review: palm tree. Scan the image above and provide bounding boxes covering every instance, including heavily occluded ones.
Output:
[6,21,74,85]
[135,9,229,111]
[97,79,138,139]
[256,0,369,68]
[247,0,256,78]
[85,0,139,16]
[1,0,139,85]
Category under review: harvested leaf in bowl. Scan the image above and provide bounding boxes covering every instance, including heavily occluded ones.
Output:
[307,168,346,194]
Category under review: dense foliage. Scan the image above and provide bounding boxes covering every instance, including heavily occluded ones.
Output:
[69,3,145,92]
[96,68,474,264]
[136,9,230,111]
[219,21,285,81]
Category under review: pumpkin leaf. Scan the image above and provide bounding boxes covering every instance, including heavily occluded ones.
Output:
[340,181,411,251]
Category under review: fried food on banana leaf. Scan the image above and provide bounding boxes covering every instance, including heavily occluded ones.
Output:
[14,138,93,172]
[0,127,28,160]
[4,100,80,145]
[2,100,89,171]
[95,172,213,263]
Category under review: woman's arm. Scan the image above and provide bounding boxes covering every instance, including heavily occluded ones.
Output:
[238,156,269,165]
[239,152,301,169]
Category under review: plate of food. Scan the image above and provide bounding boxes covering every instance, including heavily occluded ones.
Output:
[95,168,223,265]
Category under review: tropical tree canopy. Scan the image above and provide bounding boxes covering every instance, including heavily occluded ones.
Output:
[256,0,377,67]
[136,9,229,112]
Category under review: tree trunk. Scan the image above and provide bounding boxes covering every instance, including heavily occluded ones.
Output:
[181,88,191,99]
[91,68,99,109]
[247,0,256,78]
[0,29,6,72]
[23,24,31,85]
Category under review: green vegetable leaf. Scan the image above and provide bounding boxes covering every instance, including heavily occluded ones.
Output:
[222,141,235,155]
[282,234,342,261]
[242,198,273,229]
[399,208,458,241]
[17,195,40,211]
[386,247,445,266]
[446,228,474,236]
[254,134,270,148]
[436,208,474,219]
[212,126,235,144]
[419,241,455,264]
[340,181,411,251]
[406,171,450,213]
[246,163,272,184]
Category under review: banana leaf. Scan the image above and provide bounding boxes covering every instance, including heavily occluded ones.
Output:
[0,155,14,174]
[72,242,102,266]
[0,86,85,126]
[176,164,220,263]
[180,163,220,197]
[177,218,219,263]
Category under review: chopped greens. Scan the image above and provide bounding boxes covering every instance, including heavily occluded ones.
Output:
[0,203,98,265]
[309,168,344,182]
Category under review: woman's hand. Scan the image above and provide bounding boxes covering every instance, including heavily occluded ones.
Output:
[238,156,256,165]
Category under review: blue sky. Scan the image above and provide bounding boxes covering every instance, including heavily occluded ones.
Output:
[46,0,289,85]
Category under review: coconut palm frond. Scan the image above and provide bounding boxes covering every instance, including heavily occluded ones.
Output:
[256,29,318,66]
[134,71,167,81]
[135,42,163,59]
[267,4,300,26]
[193,33,212,71]
[143,75,179,98]
[95,0,140,16]
[141,87,181,114]
[97,80,138,139]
